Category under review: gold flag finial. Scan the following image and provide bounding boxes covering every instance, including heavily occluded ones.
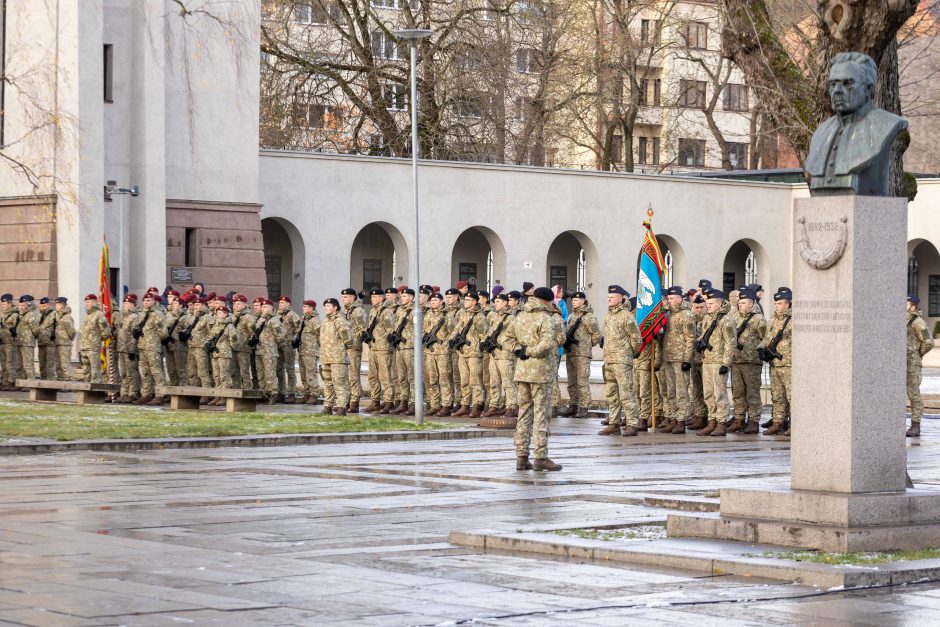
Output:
[647,204,654,219]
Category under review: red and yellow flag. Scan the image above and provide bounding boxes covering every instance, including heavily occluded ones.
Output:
[99,241,112,369]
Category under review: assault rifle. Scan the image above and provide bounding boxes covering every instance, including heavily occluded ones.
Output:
[205,322,232,355]
[387,311,410,348]
[162,314,182,346]
[758,317,790,362]
[480,314,508,354]
[132,309,151,340]
[694,312,725,353]
[247,316,268,348]
[361,312,380,345]
[422,315,447,349]
[448,312,477,352]
[734,312,756,351]
[562,315,585,352]
[291,317,307,349]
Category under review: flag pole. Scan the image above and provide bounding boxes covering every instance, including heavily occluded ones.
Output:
[651,340,656,433]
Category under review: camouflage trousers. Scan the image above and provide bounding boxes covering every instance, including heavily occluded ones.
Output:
[55,345,74,381]
[770,366,792,425]
[551,355,561,408]
[368,349,394,403]
[482,353,491,405]
[634,361,656,421]
[118,352,140,397]
[187,347,211,388]
[256,353,279,395]
[166,347,188,387]
[38,344,55,380]
[425,349,453,409]
[395,348,415,403]
[0,342,15,385]
[702,364,730,422]
[322,362,349,409]
[909,364,924,423]
[212,356,233,389]
[689,363,707,418]
[661,361,690,422]
[514,381,552,459]
[457,354,484,407]
[487,357,516,410]
[347,349,362,402]
[565,355,591,410]
[80,350,103,383]
[277,345,297,395]
[604,362,637,427]
[731,362,763,421]
[16,345,35,379]
[138,349,165,398]
[298,349,320,398]
[451,353,461,408]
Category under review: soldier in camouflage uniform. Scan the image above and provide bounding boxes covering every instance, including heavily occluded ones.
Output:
[250,297,264,389]
[0,294,18,389]
[687,295,708,429]
[759,288,793,436]
[696,289,735,437]
[559,292,599,419]
[206,305,238,404]
[342,288,367,412]
[185,296,213,392]
[659,287,696,433]
[320,298,353,415]
[116,295,141,402]
[227,295,252,389]
[163,296,188,387]
[633,324,662,432]
[135,293,168,405]
[14,296,40,380]
[276,296,302,403]
[388,288,417,415]
[507,287,563,472]
[52,297,76,381]
[297,299,321,405]
[599,286,643,436]
[79,294,111,383]
[364,289,396,413]
[481,293,518,417]
[444,288,462,409]
[729,287,767,434]
[422,292,454,416]
[36,298,57,380]
[254,300,283,403]
[905,295,935,437]
[449,292,489,418]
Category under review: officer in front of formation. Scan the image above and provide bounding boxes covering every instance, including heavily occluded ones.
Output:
[759,287,793,436]
[906,295,935,437]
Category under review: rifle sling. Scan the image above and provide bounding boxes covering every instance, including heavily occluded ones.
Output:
[735,312,756,341]
[565,314,584,341]
[701,311,725,346]
[768,316,790,353]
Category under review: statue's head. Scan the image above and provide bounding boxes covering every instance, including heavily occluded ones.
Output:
[828,52,877,115]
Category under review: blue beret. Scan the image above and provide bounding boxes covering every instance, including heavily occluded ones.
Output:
[533,287,554,301]
[572,291,586,300]
[19,295,34,303]
[608,284,627,296]
[323,298,340,307]
[706,289,726,300]
[698,279,712,289]
[666,286,683,296]
[507,290,522,300]
[402,288,415,296]
[774,288,793,301]
[55,296,68,304]
[738,288,757,301]
[908,294,920,305]
[39,297,50,304]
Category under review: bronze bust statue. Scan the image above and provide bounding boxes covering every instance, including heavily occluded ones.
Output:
[805,52,907,197]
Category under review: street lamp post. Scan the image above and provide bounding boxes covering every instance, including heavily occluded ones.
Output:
[104,183,140,296]
[393,28,433,425]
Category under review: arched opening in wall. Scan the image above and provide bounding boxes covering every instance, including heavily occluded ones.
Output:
[261,217,306,301]
[451,226,506,291]
[349,222,409,291]
[909,239,940,326]
[722,239,770,295]
[633,235,686,290]
[546,231,600,300]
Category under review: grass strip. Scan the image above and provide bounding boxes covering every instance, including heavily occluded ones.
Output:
[758,548,940,565]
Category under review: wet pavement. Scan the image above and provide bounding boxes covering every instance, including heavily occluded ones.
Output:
[2,413,940,625]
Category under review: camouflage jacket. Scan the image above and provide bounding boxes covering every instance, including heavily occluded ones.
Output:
[564,304,599,359]
[484,308,516,360]
[759,308,792,367]
[253,312,283,358]
[36,309,56,346]
[344,303,367,351]
[164,308,188,351]
[730,303,768,365]
[278,307,302,348]
[13,308,41,347]
[663,302,696,363]
[422,307,454,355]
[52,306,76,347]
[907,310,934,368]
[298,311,321,357]
[320,311,352,364]
[206,316,238,359]
[231,310,256,353]
[117,308,140,354]
[448,304,488,357]
[698,301,735,366]
[602,303,642,365]
[137,307,168,351]
[507,298,559,384]
[366,302,395,352]
[188,310,213,351]
[79,306,111,352]
[391,302,417,350]
[691,312,705,365]
[0,309,16,344]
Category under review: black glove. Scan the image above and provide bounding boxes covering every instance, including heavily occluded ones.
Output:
[654,364,661,372]
[291,337,301,349]
[681,362,692,371]
[179,329,192,342]
[718,365,729,375]
[132,328,143,339]
[10,327,16,338]
[598,336,604,349]
[128,353,137,361]
[513,346,527,360]
[757,347,769,362]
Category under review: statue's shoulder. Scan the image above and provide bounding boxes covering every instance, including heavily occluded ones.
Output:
[863,107,908,135]
[806,115,840,174]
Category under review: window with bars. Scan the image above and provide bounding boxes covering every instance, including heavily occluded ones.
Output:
[723,83,748,111]
[680,21,708,49]
[679,80,706,108]
[678,138,705,167]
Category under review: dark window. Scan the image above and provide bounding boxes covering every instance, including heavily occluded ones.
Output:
[640,19,661,46]
[723,271,736,296]
[371,31,402,60]
[638,137,648,164]
[550,266,567,292]
[678,138,705,167]
[929,274,940,317]
[723,83,748,111]
[103,44,114,102]
[728,142,748,168]
[184,228,196,267]
[909,254,919,299]
[381,84,408,111]
[265,255,282,301]
[515,48,536,73]
[652,137,660,165]
[513,96,530,122]
[680,21,708,49]
[679,80,706,108]
[639,78,661,106]
[363,259,382,292]
[458,262,477,283]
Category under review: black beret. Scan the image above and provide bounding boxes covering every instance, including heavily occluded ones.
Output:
[698,279,712,289]
[747,283,763,293]
[19,295,34,303]
[401,288,415,296]
[464,291,479,300]
[55,296,68,304]
[384,287,398,295]
[666,286,683,296]
[507,290,522,300]
[494,293,509,302]
[706,289,727,300]
[608,284,627,296]
[369,288,384,296]
[692,295,706,304]
[419,287,432,296]
[775,288,793,302]
[572,291,586,300]
[738,288,757,301]
[478,290,490,299]
[341,288,357,296]
[39,297,50,304]
[419,284,433,291]
[445,288,460,296]
[430,292,444,300]
[323,297,340,306]
[0,293,12,302]
[522,282,535,291]
[533,287,554,302]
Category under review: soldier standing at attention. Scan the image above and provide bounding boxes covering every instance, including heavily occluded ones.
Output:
[363,289,391,412]
[186,296,213,395]
[389,288,417,415]
[422,292,454,416]
[206,304,238,404]
[449,291,488,418]
[116,295,141,403]
[905,295,935,437]
[79,294,111,383]
[276,296,301,403]
[759,288,793,436]
[696,289,735,437]
[135,292,169,405]
[37,297,57,380]
[163,295,189,387]
[0,295,17,389]
[297,299,321,405]
[599,286,643,436]
[444,288,462,410]
[254,299,283,404]
[52,297,76,381]
[320,298,353,416]
[661,287,696,434]
[481,292,518,418]
[508,287,563,472]
[250,297,264,388]
[559,291,599,419]
[729,287,767,434]
[687,295,708,430]
[342,288,367,413]
[14,296,40,380]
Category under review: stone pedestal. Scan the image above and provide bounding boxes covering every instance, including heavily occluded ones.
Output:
[668,195,940,552]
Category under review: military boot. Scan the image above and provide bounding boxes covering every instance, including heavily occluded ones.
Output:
[134,394,154,405]
[659,418,675,432]
[323,405,334,415]
[274,394,285,403]
[285,394,297,404]
[727,418,745,433]
[149,395,168,406]
[598,424,621,435]
[687,416,706,430]
[306,396,318,406]
[534,458,562,472]
[406,403,416,415]
[763,422,784,436]
[335,407,347,416]
[761,418,773,428]
[710,422,727,437]
[379,402,393,414]
[481,406,501,418]
[427,407,439,417]
[600,418,610,426]
[516,455,534,470]
[551,407,559,418]
[621,425,639,437]
[506,406,518,418]
[697,420,717,436]
[907,423,921,437]
[365,400,382,413]
[453,405,470,417]
[638,419,649,431]
[266,394,277,405]
[670,421,686,434]
[559,406,577,418]
[348,401,360,413]
[575,408,589,419]
[469,404,483,418]
[437,406,451,417]
[743,419,759,435]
